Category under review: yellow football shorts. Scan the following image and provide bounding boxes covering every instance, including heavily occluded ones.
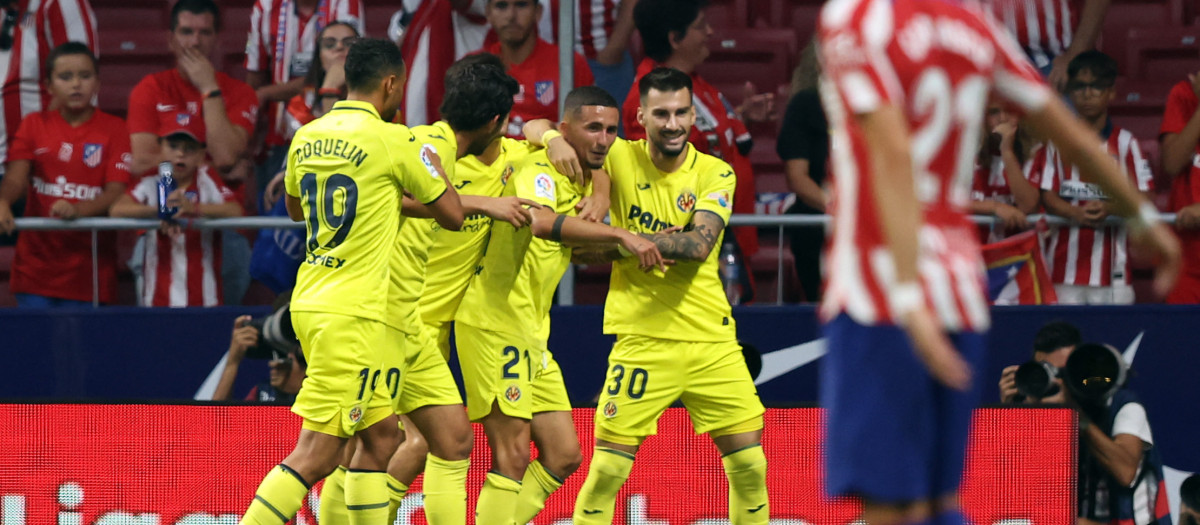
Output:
[455,322,533,421]
[531,343,572,414]
[427,320,454,361]
[392,323,463,414]
[291,311,393,438]
[594,335,765,440]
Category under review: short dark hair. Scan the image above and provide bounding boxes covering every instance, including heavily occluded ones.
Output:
[634,0,708,63]
[438,54,519,132]
[563,85,618,118]
[45,41,97,78]
[638,67,692,99]
[1032,321,1082,355]
[344,38,406,93]
[1182,474,1200,510]
[1067,50,1118,84]
[170,0,221,32]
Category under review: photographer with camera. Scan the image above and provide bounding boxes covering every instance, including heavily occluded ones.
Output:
[999,321,1171,525]
[213,302,306,403]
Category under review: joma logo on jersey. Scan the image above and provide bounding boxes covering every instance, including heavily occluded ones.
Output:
[627,205,676,232]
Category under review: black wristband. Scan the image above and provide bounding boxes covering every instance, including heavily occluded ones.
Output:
[204,89,222,99]
[550,214,567,242]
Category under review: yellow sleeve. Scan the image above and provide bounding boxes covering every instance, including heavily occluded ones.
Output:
[400,142,450,205]
[695,160,736,224]
[284,143,301,198]
[511,165,558,209]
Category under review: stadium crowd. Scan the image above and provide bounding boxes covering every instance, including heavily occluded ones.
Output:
[0,0,1195,308]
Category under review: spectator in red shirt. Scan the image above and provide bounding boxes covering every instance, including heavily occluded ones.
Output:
[0,0,97,248]
[0,42,130,307]
[1160,72,1200,304]
[622,0,774,258]
[110,128,244,307]
[483,0,594,138]
[126,0,260,305]
[126,0,258,177]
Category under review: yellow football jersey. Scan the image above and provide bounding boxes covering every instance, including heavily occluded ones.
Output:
[388,121,459,333]
[602,139,737,342]
[285,101,447,324]
[456,149,588,336]
[420,137,539,324]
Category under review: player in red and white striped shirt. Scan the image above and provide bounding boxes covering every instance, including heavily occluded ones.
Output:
[245,0,363,147]
[110,128,243,307]
[1028,51,1154,304]
[0,0,96,174]
[985,0,1109,91]
[818,0,1177,522]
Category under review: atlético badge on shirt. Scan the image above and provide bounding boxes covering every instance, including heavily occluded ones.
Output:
[535,81,555,106]
[83,144,103,168]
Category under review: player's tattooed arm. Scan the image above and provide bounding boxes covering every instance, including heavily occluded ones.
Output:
[638,210,724,262]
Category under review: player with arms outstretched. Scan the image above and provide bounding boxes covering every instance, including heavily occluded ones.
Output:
[238,38,464,525]
[456,86,665,525]
[816,1,1180,524]
[539,67,769,525]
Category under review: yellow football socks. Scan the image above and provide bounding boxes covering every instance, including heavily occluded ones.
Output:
[513,460,564,523]
[423,454,470,525]
[240,464,309,525]
[572,447,635,525]
[474,472,522,525]
[344,469,389,525]
[385,473,409,525]
[722,445,769,524]
[317,466,349,525]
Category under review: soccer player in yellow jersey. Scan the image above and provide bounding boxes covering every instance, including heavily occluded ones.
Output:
[239,39,465,525]
[545,67,769,524]
[456,86,666,525]
[315,56,537,525]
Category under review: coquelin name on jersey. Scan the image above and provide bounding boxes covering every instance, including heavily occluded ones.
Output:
[293,138,369,167]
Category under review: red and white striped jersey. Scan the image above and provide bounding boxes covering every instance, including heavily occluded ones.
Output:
[817,0,1051,331]
[573,0,618,59]
[0,0,97,166]
[971,148,1039,243]
[129,166,239,307]
[245,0,363,141]
[1027,124,1153,287]
[986,0,1079,68]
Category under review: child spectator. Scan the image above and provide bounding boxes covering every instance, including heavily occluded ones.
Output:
[0,42,131,307]
[1030,51,1154,304]
[970,99,1040,243]
[110,128,243,307]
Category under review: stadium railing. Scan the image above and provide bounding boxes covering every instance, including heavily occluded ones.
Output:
[9,213,1178,306]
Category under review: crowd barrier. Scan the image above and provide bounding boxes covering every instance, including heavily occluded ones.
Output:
[8,212,1174,305]
[0,405,1075,525]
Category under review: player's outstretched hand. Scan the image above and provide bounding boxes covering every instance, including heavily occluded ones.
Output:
[483,196,537,228]
[902,307,972,392]
[1134,220,1181,298]
[620,232,667,273]
[547,136,584,183]
[576,192,610,222]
